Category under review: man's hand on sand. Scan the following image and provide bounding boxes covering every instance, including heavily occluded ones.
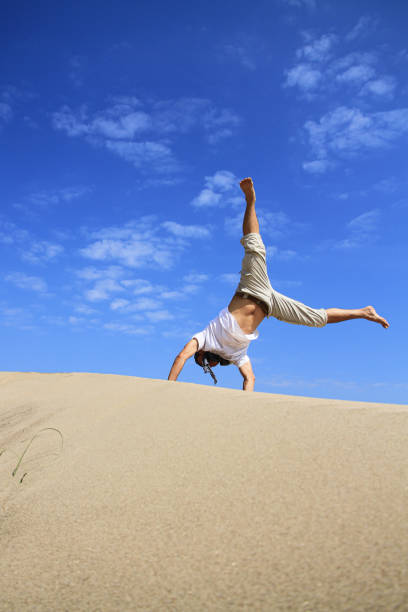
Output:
[240,177,256,202]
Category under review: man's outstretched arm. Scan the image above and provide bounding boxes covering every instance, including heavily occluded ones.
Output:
[239,359,256,391]
[168,338,198,382]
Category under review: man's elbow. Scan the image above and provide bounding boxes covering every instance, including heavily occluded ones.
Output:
[175,353,187,364]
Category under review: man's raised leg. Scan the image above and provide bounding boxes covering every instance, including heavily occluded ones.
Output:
[326,306,389,328]
[240,177,259,235]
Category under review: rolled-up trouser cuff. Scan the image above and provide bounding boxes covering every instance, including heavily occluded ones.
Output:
[271,290,328,327]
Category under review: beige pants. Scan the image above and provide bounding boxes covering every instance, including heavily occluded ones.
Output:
[236,233,327,327]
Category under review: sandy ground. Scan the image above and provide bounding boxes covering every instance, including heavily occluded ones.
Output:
[0,372,407,611]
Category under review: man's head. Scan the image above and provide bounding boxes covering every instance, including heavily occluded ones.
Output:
[194,350,219,368]
[194,350,231,368]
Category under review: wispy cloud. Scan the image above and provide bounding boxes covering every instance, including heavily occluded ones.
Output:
[220,43,256,70]
[296,33,337,63]
[52,97,241,175]
[219,273,240,285]
[103,322,151,335]
[5,272,47,293]
[267,245,298,260]
[106,140,178,172]
[303,106,408,170]
[25,186,91,208]
[328,209,381,249]
[191,170,240,208]
[0,102,12,125]
[302,159,330,174]
[360,76,396,98]
[284,64,322,93]
[284,31,396,102]
[281,0,316,9]
[80,216,211,270]
[0,87,18,127]
[0,220,29,244]
[21,241,64,264]
[161,221,210,238]
[183,273,209,283]
[346,16,378,42]
[85,278,124,302]
[284,34,337,96]
[146,309,174,323]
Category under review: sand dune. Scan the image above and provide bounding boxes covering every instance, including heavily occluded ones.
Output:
[0,372,407,611]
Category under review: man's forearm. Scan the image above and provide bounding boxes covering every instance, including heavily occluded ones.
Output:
[168,355,186,381]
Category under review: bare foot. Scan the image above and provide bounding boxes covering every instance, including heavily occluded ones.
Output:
[240,177,256,202]
[361,306,389,329]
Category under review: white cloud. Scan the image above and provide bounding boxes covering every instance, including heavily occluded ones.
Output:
[259,211,291,238]
[74,304,97,315]
[191,188,222,208]
[302,159,330,174]
[105,140,178,173]
[361,77,396,97]
[28,186,91,207]
[107,295,164,312]
[76,265,124,280]
[329,51,377,75]
[5,272,47,293]
[336,64,375,84]
[296,34,337,63]
[0,221,29,244]
[183,273,209,283]
[131,297,163,311]
[0,102,12,125]
[267,246,297,260]
[348,209,379,233]
[335,209,380,248]
[80,222,179,268]
[303,106,408,168]
[205,170,236,192]
[219,273,240,284]
[346,16,377,42]
[52,100,149,139]
[121,278,154,294]
[282,0,316,9]
[191,170,239,208]
[284,64,322,92]
[284,33,397,104]
[85,278,124,302]
[161,221,210,238]
[284,34,338,95]
[103,322,150,335]
[160,290,185,299]
[21,241,64,264]
[53,97,241,174]
[202,108,241,144]
[110,298,130,311]
[145,309,174,322]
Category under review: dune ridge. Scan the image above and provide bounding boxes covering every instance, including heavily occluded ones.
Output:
[1,372,407,611]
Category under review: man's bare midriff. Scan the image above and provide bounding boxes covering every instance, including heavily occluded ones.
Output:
[228,294,266,335]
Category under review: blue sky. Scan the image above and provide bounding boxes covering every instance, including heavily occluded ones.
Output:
[1,0,407,403]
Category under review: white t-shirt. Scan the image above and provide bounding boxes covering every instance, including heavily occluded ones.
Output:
[193,307,258,367]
